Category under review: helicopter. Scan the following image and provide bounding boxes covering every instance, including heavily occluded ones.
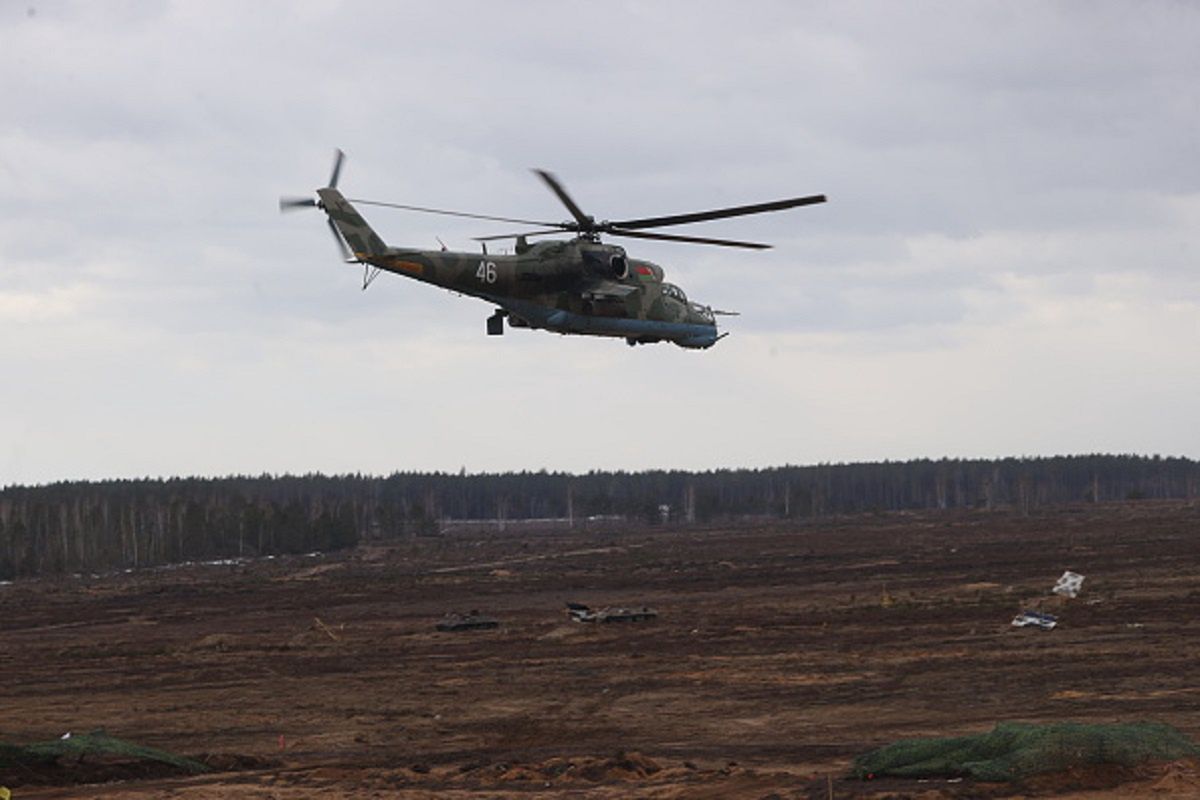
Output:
[280,151,825,349]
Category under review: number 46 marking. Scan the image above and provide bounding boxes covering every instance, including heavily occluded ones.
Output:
[476,260,497,284]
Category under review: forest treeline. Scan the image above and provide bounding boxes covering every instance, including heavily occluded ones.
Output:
[1,454,1196,579]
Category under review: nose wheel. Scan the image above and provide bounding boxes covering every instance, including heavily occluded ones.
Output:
[487,310,506,336]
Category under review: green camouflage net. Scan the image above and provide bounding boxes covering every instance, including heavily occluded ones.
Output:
[851,721,1200,783]
[0,730,209,774]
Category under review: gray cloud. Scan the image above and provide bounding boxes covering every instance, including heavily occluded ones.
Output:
[2,1,1198,483]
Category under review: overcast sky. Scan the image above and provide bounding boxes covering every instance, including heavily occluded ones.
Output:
[2,1,1198,485]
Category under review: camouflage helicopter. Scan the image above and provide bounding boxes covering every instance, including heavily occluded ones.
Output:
[280,151,825,349]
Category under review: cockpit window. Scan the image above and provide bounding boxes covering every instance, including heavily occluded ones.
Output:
[690,302,715,323]
[662,283,687,303]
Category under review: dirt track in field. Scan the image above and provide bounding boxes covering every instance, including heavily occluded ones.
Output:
[2,502,1199,798]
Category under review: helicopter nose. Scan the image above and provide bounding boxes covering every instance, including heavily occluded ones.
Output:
[678,332,720,349]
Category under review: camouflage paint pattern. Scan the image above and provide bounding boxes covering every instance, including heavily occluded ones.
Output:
[317,188,721,348]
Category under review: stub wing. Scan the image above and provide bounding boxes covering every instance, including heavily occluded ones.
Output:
[580,280,638,301]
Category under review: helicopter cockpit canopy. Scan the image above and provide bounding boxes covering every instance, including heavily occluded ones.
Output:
[662,283,687,303]
[690,302,715,323]
[663,282,714,323]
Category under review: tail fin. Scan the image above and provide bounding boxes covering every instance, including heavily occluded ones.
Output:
[317,188,388,258]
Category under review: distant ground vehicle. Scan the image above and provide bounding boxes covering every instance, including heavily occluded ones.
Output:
[1011,610,1058,630]
[566,602,658,623]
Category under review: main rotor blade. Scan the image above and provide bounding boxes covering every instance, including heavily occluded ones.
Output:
[607,227,772,250]
[472,228,567,242]
[348,198,560,228]
[328,149,345,189]
[327,217,354,260]
[279,196,318,212]
[609,194,827,230]
[532,169,592,229]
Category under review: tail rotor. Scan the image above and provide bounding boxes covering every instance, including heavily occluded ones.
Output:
[327,148,344,190]
[278,196,317,211]
[279,149,357,261]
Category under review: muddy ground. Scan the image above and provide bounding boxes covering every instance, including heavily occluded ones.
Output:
[1,501,1198,798]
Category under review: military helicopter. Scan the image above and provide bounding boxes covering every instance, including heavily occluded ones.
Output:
[280,151,825,349]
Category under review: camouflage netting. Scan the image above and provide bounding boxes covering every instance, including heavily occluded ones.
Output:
[0,730,209,774]
[851,721,1200,783]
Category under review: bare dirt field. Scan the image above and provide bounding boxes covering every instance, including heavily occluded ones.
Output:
[2,501,1199,798]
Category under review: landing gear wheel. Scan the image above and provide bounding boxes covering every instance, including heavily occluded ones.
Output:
[487,311,506,336]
